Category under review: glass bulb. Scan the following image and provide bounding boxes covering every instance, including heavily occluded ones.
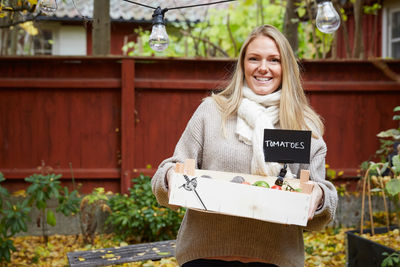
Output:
[149,24,169,52]
[316,1,341,34]
[38,0,58,15]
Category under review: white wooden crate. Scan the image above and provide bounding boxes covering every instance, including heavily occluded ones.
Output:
[169,163,313,226]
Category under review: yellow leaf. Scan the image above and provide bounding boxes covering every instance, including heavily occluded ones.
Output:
[12,189,26,197]
[101,253,115,259]
[119,241,129,247]
[78,257,85,261]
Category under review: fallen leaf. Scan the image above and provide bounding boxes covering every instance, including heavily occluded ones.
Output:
[101,253,115,259]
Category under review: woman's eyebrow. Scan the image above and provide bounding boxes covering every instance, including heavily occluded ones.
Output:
[246,51,280,57]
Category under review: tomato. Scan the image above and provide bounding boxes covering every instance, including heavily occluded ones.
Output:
[241,181,251,185]
[252,181,270,188]
[271,185,282,190]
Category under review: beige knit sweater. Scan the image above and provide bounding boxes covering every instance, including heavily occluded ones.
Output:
[152,97,338,267]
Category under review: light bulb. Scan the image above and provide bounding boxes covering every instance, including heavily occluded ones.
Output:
[316,0,340,34]
[149,24,169,52]
[38,0,58,15]
[149,7,169,52]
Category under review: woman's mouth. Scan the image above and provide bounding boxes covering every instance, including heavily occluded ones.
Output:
[254,76,272,82]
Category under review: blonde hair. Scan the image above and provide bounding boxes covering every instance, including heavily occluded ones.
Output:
[212,24,324,138]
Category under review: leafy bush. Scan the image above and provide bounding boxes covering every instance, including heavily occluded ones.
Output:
[0,172,31,262]
[361,106,400,175]
[359,106,400,231]
[0,170,81,262]
[106,174,185,243]
[382,251,400,267]
[25,173,81,243]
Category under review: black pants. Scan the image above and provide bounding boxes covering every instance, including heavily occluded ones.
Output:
[181,259,279,267]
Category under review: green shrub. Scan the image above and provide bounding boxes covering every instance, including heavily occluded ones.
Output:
[25,173,81,243]
[106,174,185,243]
[0,172,31,262]
[382,251,400,267]
[0,169,80,262]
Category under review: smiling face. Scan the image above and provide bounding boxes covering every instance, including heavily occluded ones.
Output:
[244,35,282,95]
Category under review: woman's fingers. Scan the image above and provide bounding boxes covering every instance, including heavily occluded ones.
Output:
[308,183,323,220]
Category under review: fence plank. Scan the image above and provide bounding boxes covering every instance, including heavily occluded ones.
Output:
[121,59,136,193]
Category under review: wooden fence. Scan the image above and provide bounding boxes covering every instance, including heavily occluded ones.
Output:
[0,57,399,193]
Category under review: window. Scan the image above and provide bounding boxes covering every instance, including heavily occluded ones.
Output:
[32,23,87,55]
[383,0,400,58]
[33,29,53,55]
[389,9,400,58]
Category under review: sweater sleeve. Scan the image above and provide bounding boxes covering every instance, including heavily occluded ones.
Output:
[304,137,338,231]
[151,100,206,209]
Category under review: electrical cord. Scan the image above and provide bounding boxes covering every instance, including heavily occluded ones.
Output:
[68,0,236,22]
[120,0,157,10]
[121,0,236,11]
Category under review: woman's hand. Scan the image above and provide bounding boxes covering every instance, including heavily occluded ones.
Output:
[166,166,181,210]
[308,183,324,220]
[166,166,175,193]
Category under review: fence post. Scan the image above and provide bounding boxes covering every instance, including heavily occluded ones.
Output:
[121,58,135,194]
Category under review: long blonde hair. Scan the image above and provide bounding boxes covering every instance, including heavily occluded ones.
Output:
[212,25,324,138]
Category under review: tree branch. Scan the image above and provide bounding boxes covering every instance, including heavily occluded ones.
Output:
[352,0,364,59]
[333,0,351,58]
[175,0,209,56]
[370,59,400,84]
[226,13,237,56]
[180,29,229,57]
[0,12,42,29]
[306,0,318,59]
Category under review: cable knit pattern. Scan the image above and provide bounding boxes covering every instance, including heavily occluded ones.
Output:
[152,97,338,267]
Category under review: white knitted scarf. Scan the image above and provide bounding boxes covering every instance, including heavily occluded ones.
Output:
[236,83,293,178]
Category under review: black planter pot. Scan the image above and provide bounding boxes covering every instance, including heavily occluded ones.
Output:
[346,226,397,267]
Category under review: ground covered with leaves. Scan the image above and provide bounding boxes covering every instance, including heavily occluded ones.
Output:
[3,227,354,267]
[360,228,400,251]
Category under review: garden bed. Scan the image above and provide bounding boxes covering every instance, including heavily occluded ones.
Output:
[347,227,398,267]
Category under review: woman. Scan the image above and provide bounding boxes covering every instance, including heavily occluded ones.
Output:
[152,25,337,267]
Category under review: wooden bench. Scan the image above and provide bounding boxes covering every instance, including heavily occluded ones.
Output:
[67,239,176,267]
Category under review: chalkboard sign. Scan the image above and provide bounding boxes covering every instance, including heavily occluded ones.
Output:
[263,129,311,164]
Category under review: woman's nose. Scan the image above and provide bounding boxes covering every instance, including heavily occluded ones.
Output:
[259,60,268,73]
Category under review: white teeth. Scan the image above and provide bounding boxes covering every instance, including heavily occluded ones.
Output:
[255,77,271,81]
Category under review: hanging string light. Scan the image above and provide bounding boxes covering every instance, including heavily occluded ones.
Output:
[2,0,339,48]
[0,0,340,50]
[148,6,169,52]
[123,0,341,52]
[315,0,341,34]
[122,0,238,52]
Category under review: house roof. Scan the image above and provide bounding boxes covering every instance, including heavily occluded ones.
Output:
[53,0,234,22]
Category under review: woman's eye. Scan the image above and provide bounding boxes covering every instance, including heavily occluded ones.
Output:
[248,57,258,61]
[271,58,280,63]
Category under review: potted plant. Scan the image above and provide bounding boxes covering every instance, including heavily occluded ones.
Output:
[346,106,400,267]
